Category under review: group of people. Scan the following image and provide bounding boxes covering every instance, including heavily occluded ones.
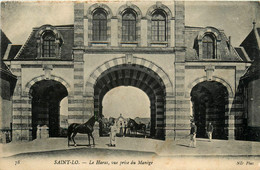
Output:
[109,118,214,148]
[189,122,213,148]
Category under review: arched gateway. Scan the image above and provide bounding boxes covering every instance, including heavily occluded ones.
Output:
[85,56,174,139]
[6,2,248,142]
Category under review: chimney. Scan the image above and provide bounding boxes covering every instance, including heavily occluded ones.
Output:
[253,21,256,29]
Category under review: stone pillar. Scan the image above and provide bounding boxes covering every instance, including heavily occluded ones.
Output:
[165,95,175,140]
[36,125,41,139]
[174,1,188,139]
[71,3,85,124]
[74,3,84,47]
[140,19,147,47]
[41,125,49,139]
[111,18,118,47]
[228,115,235,140]
[11,64,23,141]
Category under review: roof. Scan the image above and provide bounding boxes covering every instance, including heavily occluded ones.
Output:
[1,30,11,59]
[3,45,22,60]
[185,26,243,61]
[240,27,260,82]
[240,27,260,61]
[15,24,74,60]
[234,47,251,62]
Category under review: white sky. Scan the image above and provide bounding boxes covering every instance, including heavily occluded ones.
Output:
[102,86,150,118]
[1,1,259,46]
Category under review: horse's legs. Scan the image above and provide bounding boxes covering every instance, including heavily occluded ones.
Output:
[144,126,146,138]
[72,132,77,147]
[90,133,95,146]
[68,135,70,147]
[87,134,91,146]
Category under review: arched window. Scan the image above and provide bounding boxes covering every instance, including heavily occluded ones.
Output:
[42,32,55,58]
[122,10,136,41]
[93,9,107,41]
[202,34,215,59]
[151,10,166,41]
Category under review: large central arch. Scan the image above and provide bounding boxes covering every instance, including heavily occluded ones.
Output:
[95,64,166,139]
[85,56,174,140]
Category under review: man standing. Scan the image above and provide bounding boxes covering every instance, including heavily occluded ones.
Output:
[206,122,213,142]
[109,119,117,147]
[189,122,197,148]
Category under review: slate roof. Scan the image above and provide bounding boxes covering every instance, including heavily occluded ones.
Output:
[1,30,11,59]
[240,28,259,61]
[0,30,17,97]
[240,27,260,81]
[235,47,250,62]
[5,45,22,60]
[185,26,243,61]
[16,24,74,60]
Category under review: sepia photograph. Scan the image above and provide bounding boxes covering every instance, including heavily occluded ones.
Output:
[0,0,260,169]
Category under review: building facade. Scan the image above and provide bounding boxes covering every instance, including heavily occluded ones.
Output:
[3,1,251,141]
[239,25,260,141]
[1,30,18,143]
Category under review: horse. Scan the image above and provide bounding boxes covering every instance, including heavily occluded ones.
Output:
[127,119,146,138]
[67,115,102,147]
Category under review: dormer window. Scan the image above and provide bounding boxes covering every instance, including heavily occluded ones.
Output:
[202,34,215,59]
[151,10,166,41]
[35,25,63,59]
[42,32,56,58]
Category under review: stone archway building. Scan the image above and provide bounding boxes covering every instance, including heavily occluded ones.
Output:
[3,1,251,141]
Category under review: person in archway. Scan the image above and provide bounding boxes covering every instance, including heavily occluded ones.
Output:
[120,122,123,136]
[109,119,117,147]
[206,122,214,142]
[189,122,197,148]
[123,121,127,137]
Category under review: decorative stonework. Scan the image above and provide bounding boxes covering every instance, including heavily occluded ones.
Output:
[86,3,113,46]
[42,64,53,80]
[117,3,142,46]
[205,65,215,81]
[85,56,173,96]
[34,25,64,58]
[186,76,234,98]
[146,2,173,47]
[24,75,71,97]
[197,26,222,59]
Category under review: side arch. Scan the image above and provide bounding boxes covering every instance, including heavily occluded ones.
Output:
[24,75,72,97]
[187,76,234,98]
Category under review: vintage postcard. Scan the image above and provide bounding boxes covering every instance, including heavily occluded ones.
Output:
[0,0,260,169]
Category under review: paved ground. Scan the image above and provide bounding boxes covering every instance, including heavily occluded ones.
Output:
[1,136,260,157]
[1,136,260,170]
